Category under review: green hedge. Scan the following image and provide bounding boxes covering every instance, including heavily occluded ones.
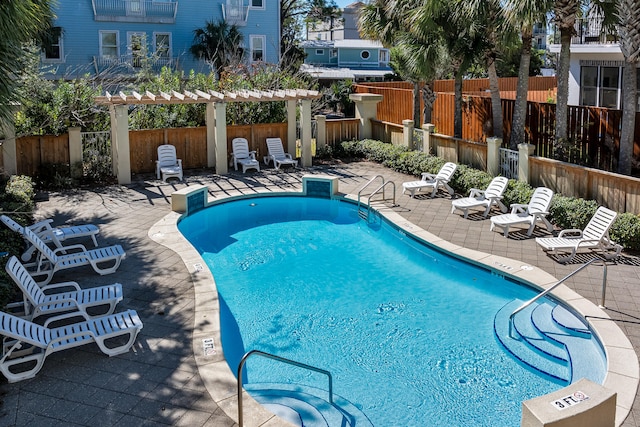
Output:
[0,175,36,309]
[341,139,640,252]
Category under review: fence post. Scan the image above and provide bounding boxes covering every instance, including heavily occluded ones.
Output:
[403,119,414,149]
[315,115,326,151]
[68,127,82,178]
[487,137,502,176]
[287,99,297,156]
[349,93,383,140]
[518,143,535,184]
[0,109,17,175]
[422,123,435,154]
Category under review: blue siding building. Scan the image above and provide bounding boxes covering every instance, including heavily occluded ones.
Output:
[42,0,281,78]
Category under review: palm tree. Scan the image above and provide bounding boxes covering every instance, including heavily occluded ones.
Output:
[552,0,581,152]
[190,20,244,78]
[504,0,554,149]
[615,0,640,175]
[0,0,53,123]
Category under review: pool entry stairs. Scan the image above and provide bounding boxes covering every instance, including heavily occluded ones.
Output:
[244,383,373,427]
[356,175,397,223]
[494,299,600,384]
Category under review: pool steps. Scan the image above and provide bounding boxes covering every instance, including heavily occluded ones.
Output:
[494,299,604,385]
[245,383,373,427]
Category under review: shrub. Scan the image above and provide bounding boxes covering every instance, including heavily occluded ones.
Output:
[549,196,599,230]
[610,213,640,251]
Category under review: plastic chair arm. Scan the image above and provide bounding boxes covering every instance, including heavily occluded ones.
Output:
[41,281,82,293]
[557,229,582,238]
[43,310,90,328]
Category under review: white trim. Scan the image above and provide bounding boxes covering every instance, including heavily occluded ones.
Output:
[316,49,324,55]
[99,30,120,59]
[42,30,64,63]
[249,0,264,10]
[360,50,370,60]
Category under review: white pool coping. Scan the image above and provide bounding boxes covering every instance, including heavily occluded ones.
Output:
[149,187,639,427]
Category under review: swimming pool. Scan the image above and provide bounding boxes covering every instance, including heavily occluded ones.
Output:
[178,195,607,426]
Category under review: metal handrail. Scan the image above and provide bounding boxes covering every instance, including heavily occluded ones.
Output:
[237,349,334,427]
[357,174,385,207]
[509,258,607,336]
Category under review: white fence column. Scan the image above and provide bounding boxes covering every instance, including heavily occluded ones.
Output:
[349,93,383,139]
[287,99,297,156]
[315,114,326,151]
[422,123,435,154]
[487,137,502,177]
[518,143,535,184]
[403,119,415,150]
[68,127,82,178]
[0,109,17,175]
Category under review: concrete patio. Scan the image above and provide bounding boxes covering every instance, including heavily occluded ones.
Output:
[1,160,639,426]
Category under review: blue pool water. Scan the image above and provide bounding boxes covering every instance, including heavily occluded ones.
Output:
[178,196,606,426]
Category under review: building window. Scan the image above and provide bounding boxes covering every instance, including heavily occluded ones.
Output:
[250,0,264,9]
[361,50,370,60]
[42,26,63,62]
[580,65,621,109]
[100,31,119,59]
[154,33,171,59]
[128,32,147,68]
[316,49,324,55]
[250,35,265,62]
[330,49,337,58]
[379,49,389,63]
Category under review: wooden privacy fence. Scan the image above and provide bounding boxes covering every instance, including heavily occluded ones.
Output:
[13,119,356,176]
[530,156,640,213]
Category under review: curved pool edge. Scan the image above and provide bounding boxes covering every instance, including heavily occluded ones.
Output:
[149,189,638,427]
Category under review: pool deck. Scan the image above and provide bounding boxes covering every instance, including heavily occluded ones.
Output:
[1,160,640,426]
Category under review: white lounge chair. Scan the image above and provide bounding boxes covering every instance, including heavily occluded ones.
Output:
[402,162,457,198]
[451,176,509,219]
[490,187,555,238]
[22,227,126,286]
[156,144,183,182]
[0,309,142,382]
[232,138,260,173]
[536,206,623,263]
[0,215,100,262]
[264,138,298,169]
[6,256,123,320]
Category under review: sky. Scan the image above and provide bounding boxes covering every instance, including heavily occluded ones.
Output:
[335,0,354,8]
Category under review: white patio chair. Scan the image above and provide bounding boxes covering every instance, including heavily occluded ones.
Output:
[22,227,126,286]
[264,138,298,169]
[1,215,100,262]
[536,206,623,263]
[490,187,555,238]
[156,144,183,182]
[232,138,260,173]
[0,309,142,382]
[402,162,457,198]
[451,176,509,219]
[6,256,123,320]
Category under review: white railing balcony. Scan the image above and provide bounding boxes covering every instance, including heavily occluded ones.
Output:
[221,2,249,26]
[551,17,618,45]
[93,55,177,73]
[92,0,177,24]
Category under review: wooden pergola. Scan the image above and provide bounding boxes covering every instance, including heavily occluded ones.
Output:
[95,88,322,184]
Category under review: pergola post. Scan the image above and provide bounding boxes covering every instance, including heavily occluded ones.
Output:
[300,99,312,167]
[113,104,131,184]
[109,106,118,176]
[206,103,216,168]
[214,102,228,174]
[287,99,297,157]
[0,108,18,176]
[68,127,83,178]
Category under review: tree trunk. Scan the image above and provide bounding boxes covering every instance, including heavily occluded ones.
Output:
[454,66,463,139]
[422,82,436,125]
[618,62,637,175]
[487,59,503,138]
[413,82,420,126]
[554,26,572,155]
[510,32,532,150]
